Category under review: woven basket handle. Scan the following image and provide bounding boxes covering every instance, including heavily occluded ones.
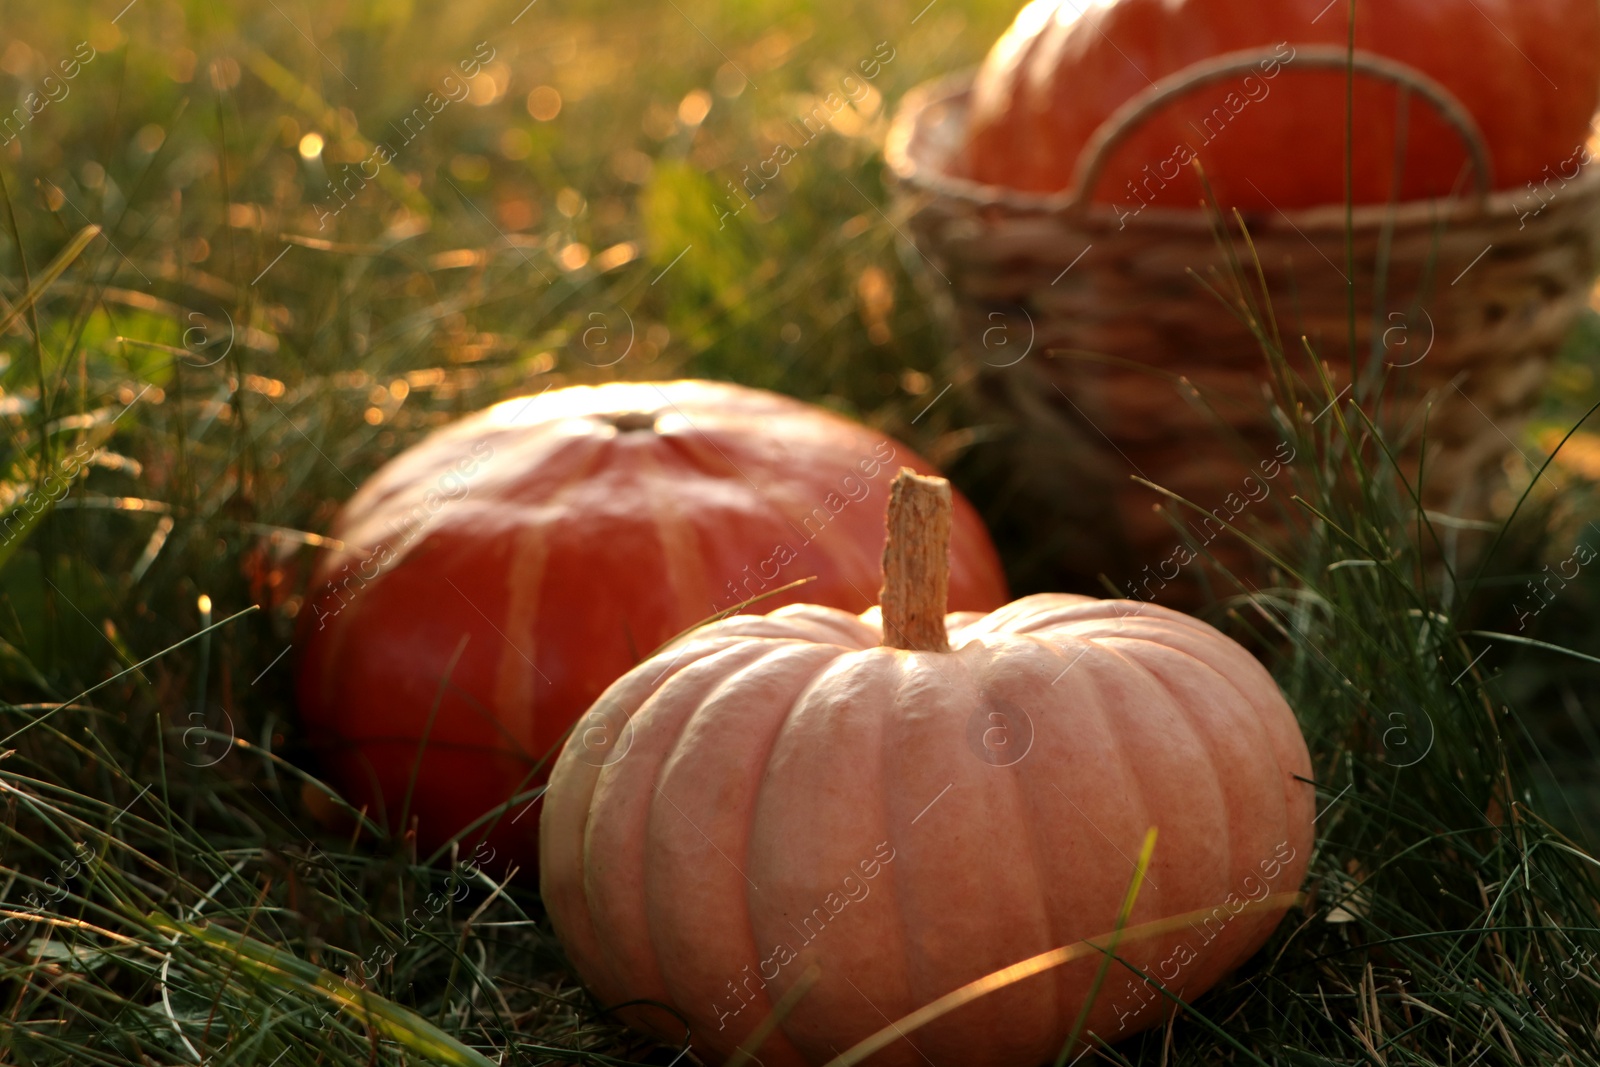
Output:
[1066,45,1494,214]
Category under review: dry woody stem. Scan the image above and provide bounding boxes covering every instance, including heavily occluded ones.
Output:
[879,468,952,653]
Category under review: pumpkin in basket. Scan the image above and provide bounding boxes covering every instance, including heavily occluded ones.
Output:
[295,381,1007,868]
[963,0,1600,210]
[541,470,1314,1065]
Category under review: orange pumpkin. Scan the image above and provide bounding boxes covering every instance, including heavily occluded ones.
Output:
[963,0,1600,210]
[295,381,1007,867]
[541,470,1313,1065]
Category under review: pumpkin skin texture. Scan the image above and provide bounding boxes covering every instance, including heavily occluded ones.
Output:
[295,381,1008,867]
[962,0,1600,209]
[540,595,1314,1065]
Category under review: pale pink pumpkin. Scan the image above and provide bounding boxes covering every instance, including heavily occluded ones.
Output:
[540,473,1313,1065]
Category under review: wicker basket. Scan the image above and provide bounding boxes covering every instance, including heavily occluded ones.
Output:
[887,47,1600,599]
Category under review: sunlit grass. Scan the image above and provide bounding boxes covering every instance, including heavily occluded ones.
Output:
[0,0,1597,1063]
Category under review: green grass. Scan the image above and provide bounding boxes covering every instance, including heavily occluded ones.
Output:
[0,0,1599,1063]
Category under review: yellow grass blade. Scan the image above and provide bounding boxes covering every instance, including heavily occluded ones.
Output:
[821,891,1304,1067]
[150,915,500,1067]
[0,224,100,336]
[725,963,823,1067]
[1056,827,1158,1065]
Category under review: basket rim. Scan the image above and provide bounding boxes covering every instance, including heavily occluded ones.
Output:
[885,70,1600,233]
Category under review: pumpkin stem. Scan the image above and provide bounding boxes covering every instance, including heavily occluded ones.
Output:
[879,469,952,653]
[607,411,659,432]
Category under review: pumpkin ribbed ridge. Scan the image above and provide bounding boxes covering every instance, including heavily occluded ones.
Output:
[1131,647,1257,995]
[995,643,1066,1050]
[584,640,783,1011]
[1170,640,1300,972]
[541,636,743,1003]
[647,641,849,1049]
